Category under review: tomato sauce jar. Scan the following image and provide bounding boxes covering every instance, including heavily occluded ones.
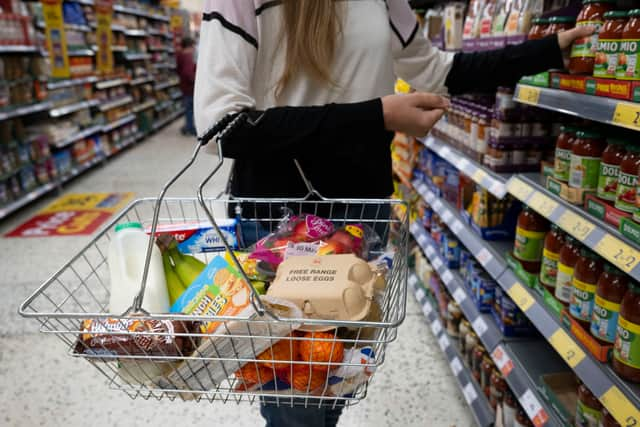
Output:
[554,125,579,182]
[613,280,640,382]
[570,247,604,328]
[513,206,549,274]
[617,10,640,80]
[597,138,626,202]
[576,383,603,426]
[591,263,629,344]
[594,11,628,78]
[615,144,640,213]
[569,130,606,191]
[569,0,616,74]
[528,17,550,40]
[540,224,565,294]
[556,235,582,305]
[547,16,576,35]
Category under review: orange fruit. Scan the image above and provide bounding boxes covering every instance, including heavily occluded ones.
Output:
[299,331,344,370]
[286,364,328,391]
[234,363,274,385]
[257,338,299,370]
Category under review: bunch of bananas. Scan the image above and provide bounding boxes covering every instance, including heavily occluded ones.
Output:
[158,237,206,305]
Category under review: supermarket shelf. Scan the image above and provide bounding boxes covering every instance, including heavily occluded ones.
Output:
[514,84,640,132]
[154,100,172,112]
[148,29,164,36]
[68,48,95,57]
[409,275,495,427]
[52,124,103,149]
[152,109,183,131]
[411,224,503,353]
[149,46,167,52]
[132,100,156,113]
[154,79,179,91]
[96,77,128,90]
[102,114,135,133]
[49,99,99,118]
[60,155,104,185]
[170,91,181,100]
[152,62,176,70]
[72,0,94,5]
[98,96,133,112]
[113,5,170,22]
[124,29,147,37]
[506,174,640,283]
[0,182,58,221]
[421,135,509,198]
[107,134,138,157]
[37,21,91,33]
[129,76,153,86]
[0,45,39,54]
[124,52,151,61]
[47,75,98,90]
[0,101,52,121]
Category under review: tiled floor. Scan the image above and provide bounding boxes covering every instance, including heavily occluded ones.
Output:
[0,121,473,427]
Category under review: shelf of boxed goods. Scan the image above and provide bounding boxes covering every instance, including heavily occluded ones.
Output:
[98,95,133,112]
[514,84,640,133]
[102,114,136,133]
[59,154,105,185]
[154,78,179,92]
[123,52,151,61]
[0,45,40,54]
[408,273,495,427]
[51,124,104,149]
[412,178,640,426]
[0,101,53,121]
[421,134,510,198]
[129,75,153,86]
[49,99,100,118]
[113,4,170,22]
[132,99,156,114]
[47,75,98,90]
[95,77,128,90]
[0,182,58,220]
[151,109,184,131]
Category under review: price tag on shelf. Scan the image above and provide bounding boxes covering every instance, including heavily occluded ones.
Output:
[409,274,419,287]
[452,220,464,234]
[477,248,493,267]
[442,210,453,224]
[472,317,488,338]
[491,345,514,377]
[463,383,478,405]
[508,282,535,312]
[557,210,595,242]
[438,334,450,351]
[529,192,558,218]
[520,389,549,427]
[431,320,443,336]
[426,245,436,258]
[410,222,420,235]
[415,287,426,302]
[507,178,534,201]
[452,287,467,303]
[425,191,435,204]
[432,257,444,270]
[458,158,470,172]
[490,180,506,197]
[433,199,443,211]
[516,85,541,105]
[422,302,433,317]
[442,270,454,285]
[472,169,488,183]
[600,386,640,427]
[418,233,428,247]
[613,102,640,130]
[548,329,586,368]
[596,235,640,274]
[450,357,463,376]
[440,146,451,157]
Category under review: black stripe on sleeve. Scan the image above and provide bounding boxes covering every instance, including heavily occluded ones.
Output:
[255,0,282,16]
[202,11,258,49]
[389,20,419,49]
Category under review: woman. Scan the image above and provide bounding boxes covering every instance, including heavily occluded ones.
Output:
[194,0,589,425]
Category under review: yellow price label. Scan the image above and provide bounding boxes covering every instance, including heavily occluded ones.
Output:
[601,386,640,427]
[507,179,534,201]
[472,169,488,183]
[613,102,640,130]
[529,192,558,217]
[557,211,595,241]
[517,85,541,105]
[507,282,534,312]
[596,235,640,273]
[548,329,586,368]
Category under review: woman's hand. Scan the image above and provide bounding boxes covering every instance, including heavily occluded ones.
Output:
[557,25,595,50]
[382,92,450,137]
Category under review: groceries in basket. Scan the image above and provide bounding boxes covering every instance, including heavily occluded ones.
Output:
[146,219,240,253]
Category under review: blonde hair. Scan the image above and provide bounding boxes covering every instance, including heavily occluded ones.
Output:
[277,0,340,97]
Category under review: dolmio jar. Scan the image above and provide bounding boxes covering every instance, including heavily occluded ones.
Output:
[617,10,640,80]
[594,11,628,78]
[569,0,616,74]
[569,130,606,192]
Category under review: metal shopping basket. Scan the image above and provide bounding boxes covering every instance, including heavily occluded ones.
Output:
[19,114,410,408]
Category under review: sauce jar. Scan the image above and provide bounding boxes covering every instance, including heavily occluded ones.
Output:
[569,0,616,75]
[601,408,622,427]
[540,224,566,294]
[465,331,479,367]
[472,345,485,381]
[556,235,582,305]
[503,389,518,426]
[554,125,579,182]
[569,130,606,191]
[489,369,507,409]
[547,16,576,35]
[515,405,534,427]
[617,10,640,80]
[591,263,629,344]
[528,17,550,40]
[447,300,462,337]
[576,383,603,426]
[613,280,640,382]
[615,144,640,213]
[513,206,549,274]
[594,11,628,78]
[481,356,493,398]
[459,319,471,355]
[597,138,627,202]
[570,247,605,328]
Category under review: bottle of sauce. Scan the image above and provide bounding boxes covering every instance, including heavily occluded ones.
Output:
[503,389,518,427]
[570,130,607,192]
[597,139,627,202]
[481,356,493,398]
[595,11,629,78]
[617,10,640,81]
[459,319,471,355]
[515,405,534,427]
[556,236,582,306]
[613,280,640,382]
[569,0,616,74]
[547,16,577,35]
[540,224,566,295]
[489,369,507,410]
[554,126,579,182]
[513,206,549,274]
[592,263,629,343]
[601,408,622,427]
[571,247,605,328]
[615,144,640,213]
[465,331,479,367]
[472,345,485,381]
[576,383,603,427]
[528,17,549,40]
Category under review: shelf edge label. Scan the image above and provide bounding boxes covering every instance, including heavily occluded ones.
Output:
[600,385,640,427]
[548,329,586,368]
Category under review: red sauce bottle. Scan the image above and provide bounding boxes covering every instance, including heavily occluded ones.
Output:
[613,280,640,383]
[570,247,604,328]
[569,0,616,74]
[592,263,629,344]
[556,236,582,306]
[513,206,549,274]
[540,224,566,295]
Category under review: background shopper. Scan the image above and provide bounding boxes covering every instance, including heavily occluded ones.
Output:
[176,36,197,136]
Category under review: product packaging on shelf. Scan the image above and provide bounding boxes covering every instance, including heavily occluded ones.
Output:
[491,286,536,336]
[145,220,240,254]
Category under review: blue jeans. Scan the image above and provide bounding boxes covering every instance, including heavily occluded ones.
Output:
[260,403,343,427]
[182,95,195,135]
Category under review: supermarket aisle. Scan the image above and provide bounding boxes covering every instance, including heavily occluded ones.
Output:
[0,122,472,427]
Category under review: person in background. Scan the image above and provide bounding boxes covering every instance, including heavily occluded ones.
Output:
[176,36,197,136]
